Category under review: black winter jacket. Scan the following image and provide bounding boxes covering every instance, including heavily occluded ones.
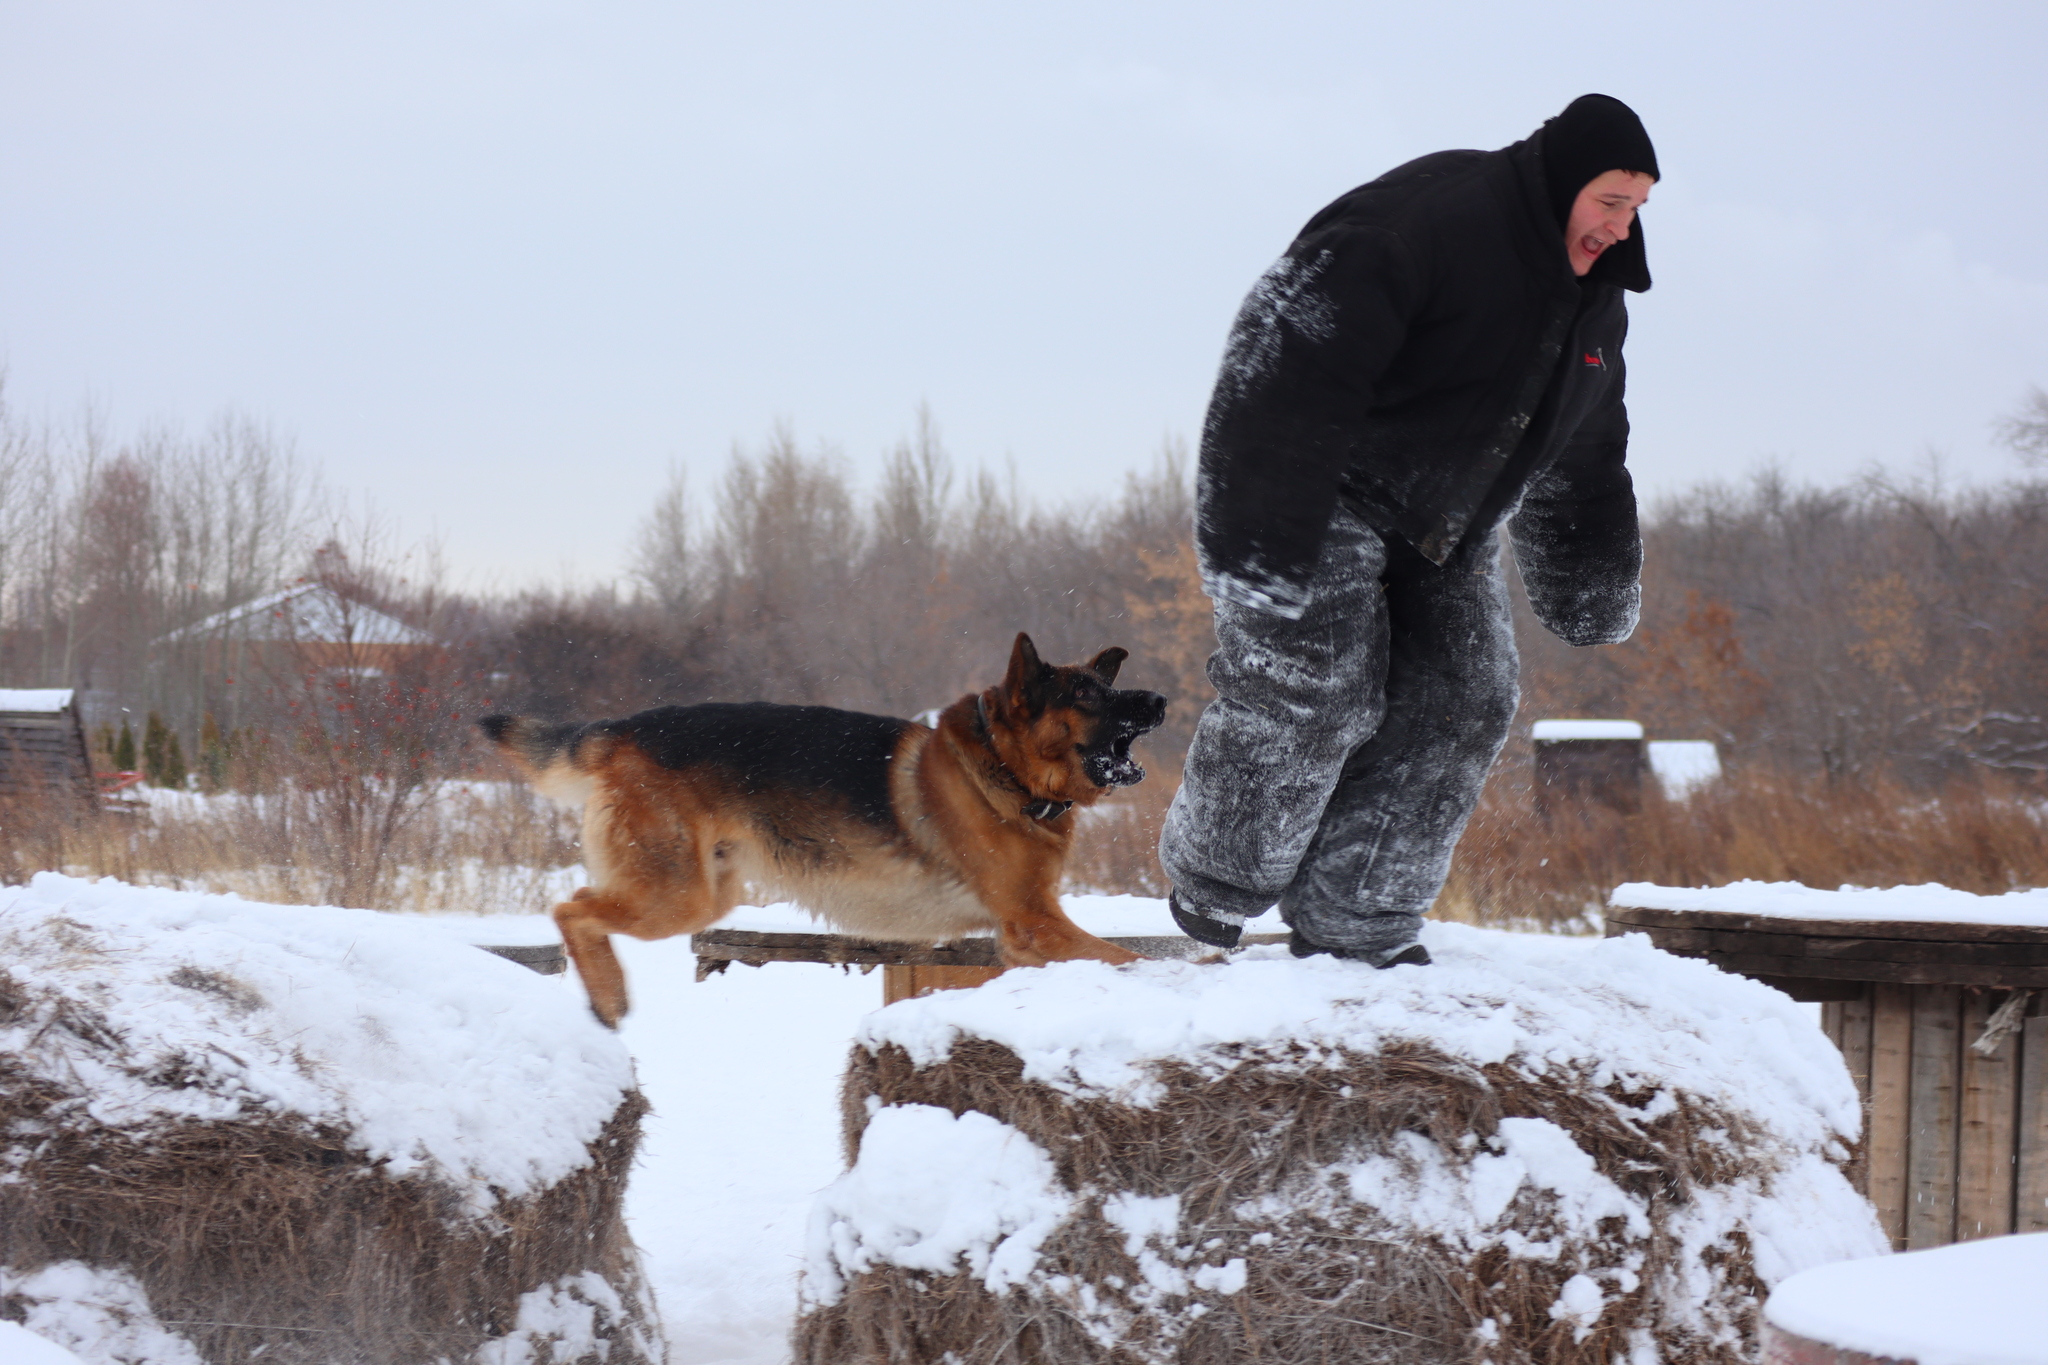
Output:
[1195,129,1645,645]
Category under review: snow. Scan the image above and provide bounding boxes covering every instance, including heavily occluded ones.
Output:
[0,1264,202,1365]
[0,881,1897,1364]
[0,873,635,1207]
[475,1272,659,1365]
[1612,879,2048,929]
[1646,739,1721,798]
[1765,1232,2048,1365]
[1531,718,1643,741]
[854,922,1862,1140]
[0,1323,90,1365]
[609,931,876,1365]
[803,1104,1075,1304]
[0,688,73,713]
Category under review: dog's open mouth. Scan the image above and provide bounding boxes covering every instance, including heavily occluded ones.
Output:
[1083,731,1147,789]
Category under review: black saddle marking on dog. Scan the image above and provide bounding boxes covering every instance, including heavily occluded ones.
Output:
[609,702,910,829]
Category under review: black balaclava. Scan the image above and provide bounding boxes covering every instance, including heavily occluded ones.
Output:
[1537,94,1658,291]
[1541,94,1659,227]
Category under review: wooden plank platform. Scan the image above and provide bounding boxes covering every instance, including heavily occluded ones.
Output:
[690,926,1294,1004]
[1607,903,2048,944]
[690,927,1289,980]
[1605,905,2048,989]
[1608,903,2048,1251]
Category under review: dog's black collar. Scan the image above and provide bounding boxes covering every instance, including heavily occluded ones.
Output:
[975,694,1074,823]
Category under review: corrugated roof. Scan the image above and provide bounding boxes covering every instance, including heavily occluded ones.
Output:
[159,584,435,647]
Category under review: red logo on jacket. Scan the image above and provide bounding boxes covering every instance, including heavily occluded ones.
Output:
[1583,348,1606,370]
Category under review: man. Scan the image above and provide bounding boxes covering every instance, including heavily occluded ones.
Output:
[1160,94,1658,967]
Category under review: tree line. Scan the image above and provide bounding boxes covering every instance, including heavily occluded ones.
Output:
[5,393,2047,793]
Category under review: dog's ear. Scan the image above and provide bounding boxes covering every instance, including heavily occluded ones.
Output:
[1004,632,1045,705]
[1087,647,1128,685]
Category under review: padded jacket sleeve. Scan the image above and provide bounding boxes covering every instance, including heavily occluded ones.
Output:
[1507,344,1642,647]
[1195,224,1421,618]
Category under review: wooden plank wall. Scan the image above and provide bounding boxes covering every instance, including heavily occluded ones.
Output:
[2022,1015,2048,1234]
[0,709,99,811]
[1827,984,2043,1248]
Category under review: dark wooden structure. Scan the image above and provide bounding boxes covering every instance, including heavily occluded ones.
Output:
[1532,719,1648,816]
[477,942,567,975]
[691,928,1289,1005]
[0,689,99,818]
[1606,902,2048,1249]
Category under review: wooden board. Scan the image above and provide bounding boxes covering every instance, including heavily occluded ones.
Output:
[1658,950,2048,989]
[1754,976,1869,1003]
[695,929,1004,968]
[1604,907,2048,988]
[2020,1014,2048,1235]
[692,928,1290,969]
[1606,905,2048,945]
[477,943,567,975]
[1866,983,1912,1248]
[1616,924,2048,966]
[1956,990,2020,1240]
[1837,992,1874,1195]
[882,964,1005,1004]
[1905,985,1961,1249]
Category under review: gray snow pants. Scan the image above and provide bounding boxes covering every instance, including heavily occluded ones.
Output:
[1159,505,1519,959]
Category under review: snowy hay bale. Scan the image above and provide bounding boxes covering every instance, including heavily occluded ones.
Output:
[795,922,1888,1365]
[0,873,658,1365]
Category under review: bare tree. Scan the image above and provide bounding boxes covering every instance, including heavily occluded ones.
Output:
[632,464,695,615]
[1997,386,2048,467]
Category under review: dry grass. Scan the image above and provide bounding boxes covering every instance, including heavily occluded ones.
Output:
[1443,762,2048,931]
[1064,761,1179,897]
[795,1035,1811,1365]
[12,750,2041,931]
[1068,757,2048,928]
[2,778,580,914]
[0,968,656,1365]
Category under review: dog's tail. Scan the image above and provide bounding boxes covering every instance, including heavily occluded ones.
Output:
[478,714,598,805]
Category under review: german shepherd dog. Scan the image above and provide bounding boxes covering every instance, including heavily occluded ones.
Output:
[480,634,1166,1026]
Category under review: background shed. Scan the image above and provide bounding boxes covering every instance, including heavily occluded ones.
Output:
[158,581,438,677]
[0,690,99,817]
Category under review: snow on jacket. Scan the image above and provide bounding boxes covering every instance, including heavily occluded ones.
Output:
[1195,126,1645,646]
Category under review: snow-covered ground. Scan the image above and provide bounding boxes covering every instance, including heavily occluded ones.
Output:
[3,881,1862,1365]
[437,894,1201,1364]
[612,935,875,1364]
[521,897,1839,1363]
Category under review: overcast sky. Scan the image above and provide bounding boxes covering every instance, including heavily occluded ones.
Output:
[4,1,2045,589]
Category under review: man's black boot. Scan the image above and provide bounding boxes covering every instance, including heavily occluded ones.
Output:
[1170,892,1244,950]
[1288,929,1431,969]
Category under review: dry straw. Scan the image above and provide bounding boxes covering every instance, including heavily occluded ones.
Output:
[797,1035,1836,1365]
[0,969,658,1365]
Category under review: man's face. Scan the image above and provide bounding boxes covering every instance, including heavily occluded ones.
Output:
[1564,169,1655,277]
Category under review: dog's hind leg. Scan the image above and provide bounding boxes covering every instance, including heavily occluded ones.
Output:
[557,836,748,1027]
[554,888,639,1029]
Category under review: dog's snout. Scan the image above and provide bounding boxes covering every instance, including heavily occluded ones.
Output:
[1138,692,1166,727]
